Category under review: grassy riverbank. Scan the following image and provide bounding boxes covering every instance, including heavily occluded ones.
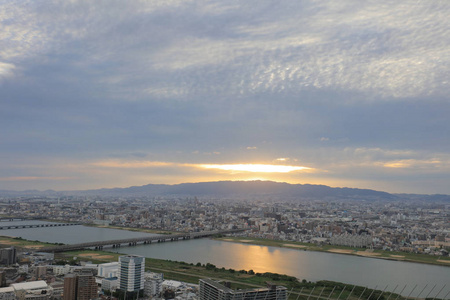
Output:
[215,236,450,267]
[0,235,62,250]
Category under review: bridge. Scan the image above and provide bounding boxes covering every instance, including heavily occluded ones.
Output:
[0,218,26,222]
[38,229,245,252]
[0,223,81,230]
[0,217,45,222]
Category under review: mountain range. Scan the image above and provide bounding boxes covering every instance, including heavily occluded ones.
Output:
[1,181,449,202]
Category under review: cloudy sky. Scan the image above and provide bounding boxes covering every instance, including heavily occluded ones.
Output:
[1,0,449,193]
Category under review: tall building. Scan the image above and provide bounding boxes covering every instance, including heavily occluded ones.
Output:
[0,271,6,287]
[77,272,98,300]
[63,274,77,300]
[63,271,97,300]
[199,279,287,300]
[118,255,145,293]
[0,247,16,266]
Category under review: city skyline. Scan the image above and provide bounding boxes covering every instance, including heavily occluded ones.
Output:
[1,1,449,193]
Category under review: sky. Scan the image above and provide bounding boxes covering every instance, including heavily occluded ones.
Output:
[1,1,449,194]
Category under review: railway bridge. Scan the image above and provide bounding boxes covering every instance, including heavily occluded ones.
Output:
[38,229,245,253]
[0,223,81,230]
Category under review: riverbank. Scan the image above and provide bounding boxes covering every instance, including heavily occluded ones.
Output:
[84,223,177,235]
[215,236,450,267]
[55,249,411,300]
[0,236,61,249]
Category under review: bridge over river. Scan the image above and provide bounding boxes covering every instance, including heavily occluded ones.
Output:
[38,229,245,252]
[0,223,81,230]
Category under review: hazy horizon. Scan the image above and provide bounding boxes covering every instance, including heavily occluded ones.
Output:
[2,179,448,196]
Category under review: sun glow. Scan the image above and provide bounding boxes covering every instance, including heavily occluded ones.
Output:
[199,164,311,173]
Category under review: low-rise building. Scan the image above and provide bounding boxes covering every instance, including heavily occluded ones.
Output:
[0,287,15,300]
[11,281,53,300]
[101,277,118,292]
[98,262,118,278]
[144,272,163,297]
[199,279,287,300]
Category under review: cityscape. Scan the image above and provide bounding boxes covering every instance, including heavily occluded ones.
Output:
[1,192,449,256]
[2,0,450,299]
[0,184,449,299]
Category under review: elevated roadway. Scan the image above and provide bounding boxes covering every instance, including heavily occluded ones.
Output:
[38,229,245,252]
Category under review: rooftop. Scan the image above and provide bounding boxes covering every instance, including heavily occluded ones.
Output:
[11,280,48,291]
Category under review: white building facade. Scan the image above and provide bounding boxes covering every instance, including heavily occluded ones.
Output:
[118,255,145,292]
[0,287,15,300]
[98,262,119,278]
[144,272,163,297]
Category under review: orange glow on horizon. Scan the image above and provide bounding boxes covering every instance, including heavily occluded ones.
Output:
[91,160,313,174]
[199,163,311,173]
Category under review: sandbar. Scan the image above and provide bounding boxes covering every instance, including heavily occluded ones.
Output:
[356,251,381,256]
[328,249,354,254]
[283,244,306,248]
[437,259,450,264]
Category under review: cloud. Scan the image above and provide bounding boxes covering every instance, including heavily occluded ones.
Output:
[91,160,176,169]
[0,0,449,193]
[0,176,73,181]
[91,159,312,173]
[380,159,444,169]
[312,147,450,174]
[132,1,449,100]
[2,1,448,101]
[199,163,312,173]
[0,61,15,80]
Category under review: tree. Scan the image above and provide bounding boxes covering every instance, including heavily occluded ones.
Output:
[163,289,176,299]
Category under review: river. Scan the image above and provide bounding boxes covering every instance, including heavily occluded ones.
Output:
[1,221,449,298]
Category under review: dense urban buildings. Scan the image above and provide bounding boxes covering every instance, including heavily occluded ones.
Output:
[0,255,199,299]
[0,194,448,299]
[1,195,447,255]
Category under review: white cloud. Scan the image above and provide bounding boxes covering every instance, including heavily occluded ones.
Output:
[0,61,15,79]
[138,1,449,99]
[2,1,448,100]
[322,147,450,173]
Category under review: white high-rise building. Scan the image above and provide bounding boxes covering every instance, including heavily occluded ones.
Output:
[118,255,145,292]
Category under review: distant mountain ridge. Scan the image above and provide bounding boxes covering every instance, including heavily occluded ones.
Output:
[1,181,449,201]
[76,181,397,200]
